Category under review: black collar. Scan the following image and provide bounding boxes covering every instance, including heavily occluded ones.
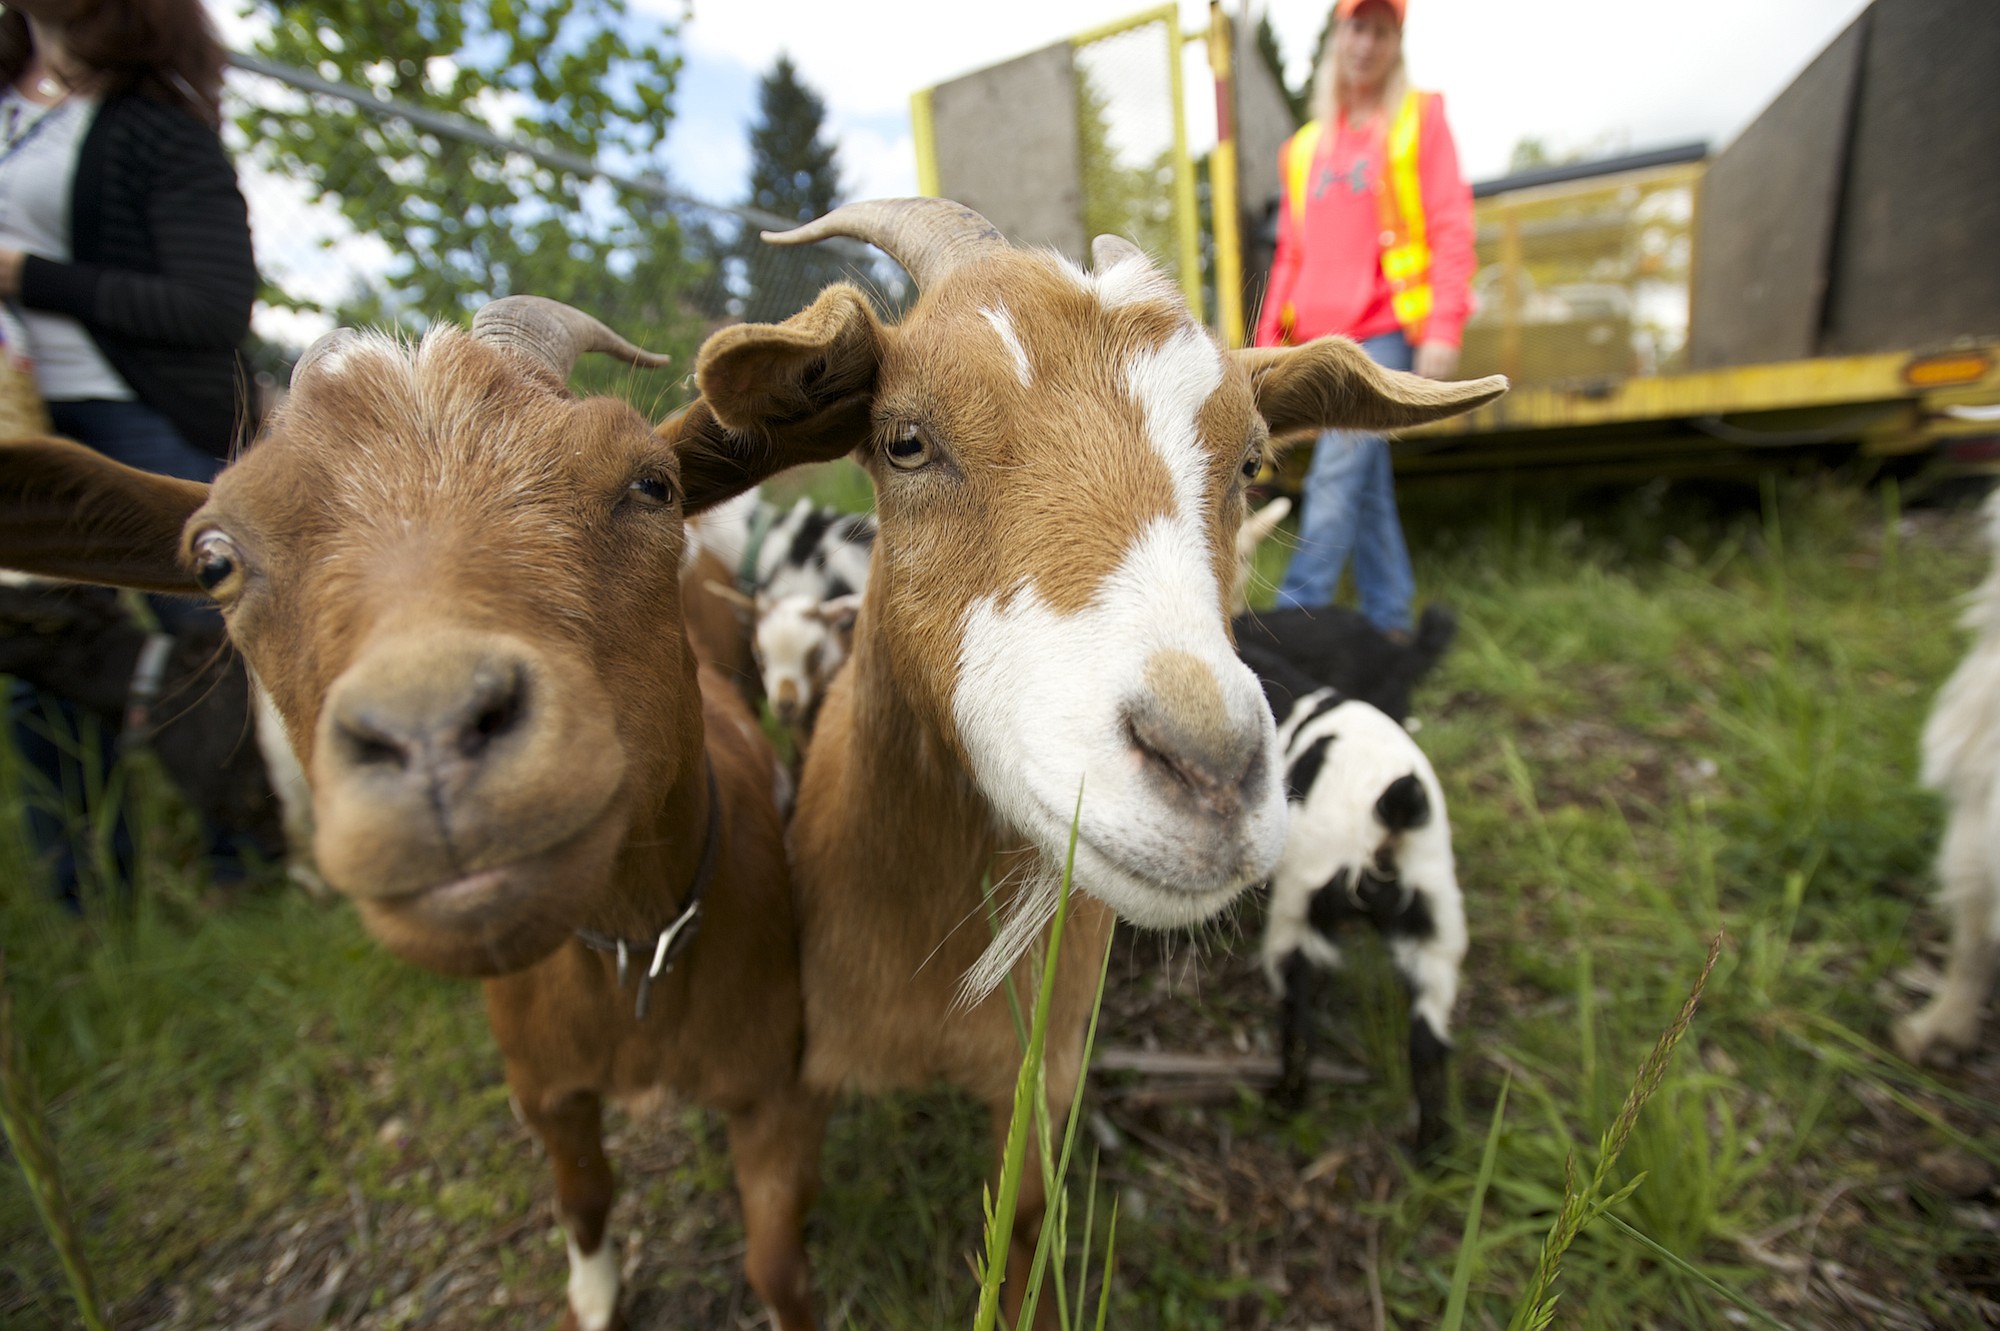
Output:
[574,756,720,1021]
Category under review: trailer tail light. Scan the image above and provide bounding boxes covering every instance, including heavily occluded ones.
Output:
[1904,350,1994,388]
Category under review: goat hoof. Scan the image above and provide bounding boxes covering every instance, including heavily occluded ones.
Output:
[1894,1005,1981,1066]
[1267,1078,1308,1115]
[557,1306,626,1331]
[1410,1118,1452,1167]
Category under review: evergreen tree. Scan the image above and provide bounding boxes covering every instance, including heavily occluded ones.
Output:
[1255,13,1309,125]
[739,55,847,323]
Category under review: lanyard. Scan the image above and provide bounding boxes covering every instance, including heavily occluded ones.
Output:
[0,93,75,171]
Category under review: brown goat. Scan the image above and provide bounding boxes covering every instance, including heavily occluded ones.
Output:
[0,300,829,1331]
[663,199,1507,1321]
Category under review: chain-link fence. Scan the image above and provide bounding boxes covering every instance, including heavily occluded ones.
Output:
[911,5,1202,318]
[222,53,907,404]
[1069,7,1201,310]
[1458,160,1702,388]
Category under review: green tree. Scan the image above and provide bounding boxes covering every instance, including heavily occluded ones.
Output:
[1254,13,1308,125]
[1074,73,1177,280]
[739,54,846,323]
[238,0,707,387]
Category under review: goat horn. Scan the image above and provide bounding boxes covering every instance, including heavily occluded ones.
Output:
[290,328,363,388]
[762,197,1006,290]
[1091,234,1146,272]
[470,295,673,381]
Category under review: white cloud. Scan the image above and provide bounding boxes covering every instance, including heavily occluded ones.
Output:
[831,117,919,200]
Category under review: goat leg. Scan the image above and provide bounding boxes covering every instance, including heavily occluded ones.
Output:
[1382,886,1465,1161]
[513,1084,621,1331]
[1274,948,1322,1112]
[726,1089,830,1331]
[1896,813,1999,1064]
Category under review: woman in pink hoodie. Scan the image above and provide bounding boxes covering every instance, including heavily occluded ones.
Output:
[1256,0,1474,634]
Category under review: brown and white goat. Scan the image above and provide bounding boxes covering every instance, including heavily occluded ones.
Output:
[664,199,1507,1318]
[0,300,827,1331]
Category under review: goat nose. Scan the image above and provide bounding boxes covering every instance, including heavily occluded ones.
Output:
[1125,650,1263,812]
[325,644,533,784]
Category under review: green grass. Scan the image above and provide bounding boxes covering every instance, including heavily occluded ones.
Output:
[4,475,1997,1328]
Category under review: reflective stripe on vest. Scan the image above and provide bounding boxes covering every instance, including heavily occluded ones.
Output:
[1280,90,1435,342]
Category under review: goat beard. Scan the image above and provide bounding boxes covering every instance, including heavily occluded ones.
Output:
[955,854,1068,1009]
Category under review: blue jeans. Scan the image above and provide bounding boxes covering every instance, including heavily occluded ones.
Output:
[14,400,226,903]
[1273,331,1416,633]
[48,398,223,484]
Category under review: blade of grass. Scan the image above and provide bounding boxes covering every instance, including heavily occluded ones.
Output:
[0,951,113,1331]
[1439,1074,1511,1331]
[1508,932,1723,1331]
[1092,1196,1120,1331]
[973,786,1082,1331]
[1600,1212,1802,1331]
[1017,924,1116,1330]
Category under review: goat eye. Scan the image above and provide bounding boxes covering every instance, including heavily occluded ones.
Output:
[628,474,674,505]
[191,532,243,595]
[885,425,930,471]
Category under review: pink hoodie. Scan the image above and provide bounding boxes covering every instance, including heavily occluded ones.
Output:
[1253,92,1476,350]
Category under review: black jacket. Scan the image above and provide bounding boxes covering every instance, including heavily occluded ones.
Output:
[18,90,257,458]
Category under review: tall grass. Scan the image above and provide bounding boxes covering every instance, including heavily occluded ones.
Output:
[0,952,110,1331]
[974,792,1120,1331]
[4,476,1994,1328]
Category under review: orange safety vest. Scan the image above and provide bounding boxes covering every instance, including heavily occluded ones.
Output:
[1279,90,1436,343]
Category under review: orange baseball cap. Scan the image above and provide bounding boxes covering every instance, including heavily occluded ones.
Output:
[1335,0,1406,24]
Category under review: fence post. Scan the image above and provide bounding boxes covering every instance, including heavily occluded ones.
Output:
[1206,2,1244,347]
[1163,6,1203,320]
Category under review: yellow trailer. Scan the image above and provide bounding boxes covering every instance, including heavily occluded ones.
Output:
[1396,344,2000,483]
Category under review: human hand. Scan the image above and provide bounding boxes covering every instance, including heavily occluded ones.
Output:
[0,250,22,300]
[1413,340,1460,381]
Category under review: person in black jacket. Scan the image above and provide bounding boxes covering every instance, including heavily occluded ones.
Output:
[0,0,255,472]
[1,0,258,901]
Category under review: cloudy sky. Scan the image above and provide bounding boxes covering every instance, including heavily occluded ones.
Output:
[657,0,1873,206]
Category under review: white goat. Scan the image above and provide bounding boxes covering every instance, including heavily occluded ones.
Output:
[1896,490,2000,1064]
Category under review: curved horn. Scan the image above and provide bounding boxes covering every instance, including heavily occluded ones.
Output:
[290,328,363,388]
[762,197,1007,289]
[1091,234,1146,272]
[470,295,673,382]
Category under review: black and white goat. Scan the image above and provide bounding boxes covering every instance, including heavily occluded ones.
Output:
[1235,602,1456,726]
[752,497,875,603]
[1248,647,1467,1153]
[1896,491,2000,1064]
[724,498,876,737]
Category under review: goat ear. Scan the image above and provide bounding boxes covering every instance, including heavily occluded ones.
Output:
[0,437,209,593]
[818,592,862,661]
[1233,338,1506,436]
[666,284,883,514]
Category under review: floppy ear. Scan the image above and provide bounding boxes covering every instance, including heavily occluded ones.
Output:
[663,283,884,514]
[0,437,209,593]
[1233,337,1507,436]
[816,592,862,663]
